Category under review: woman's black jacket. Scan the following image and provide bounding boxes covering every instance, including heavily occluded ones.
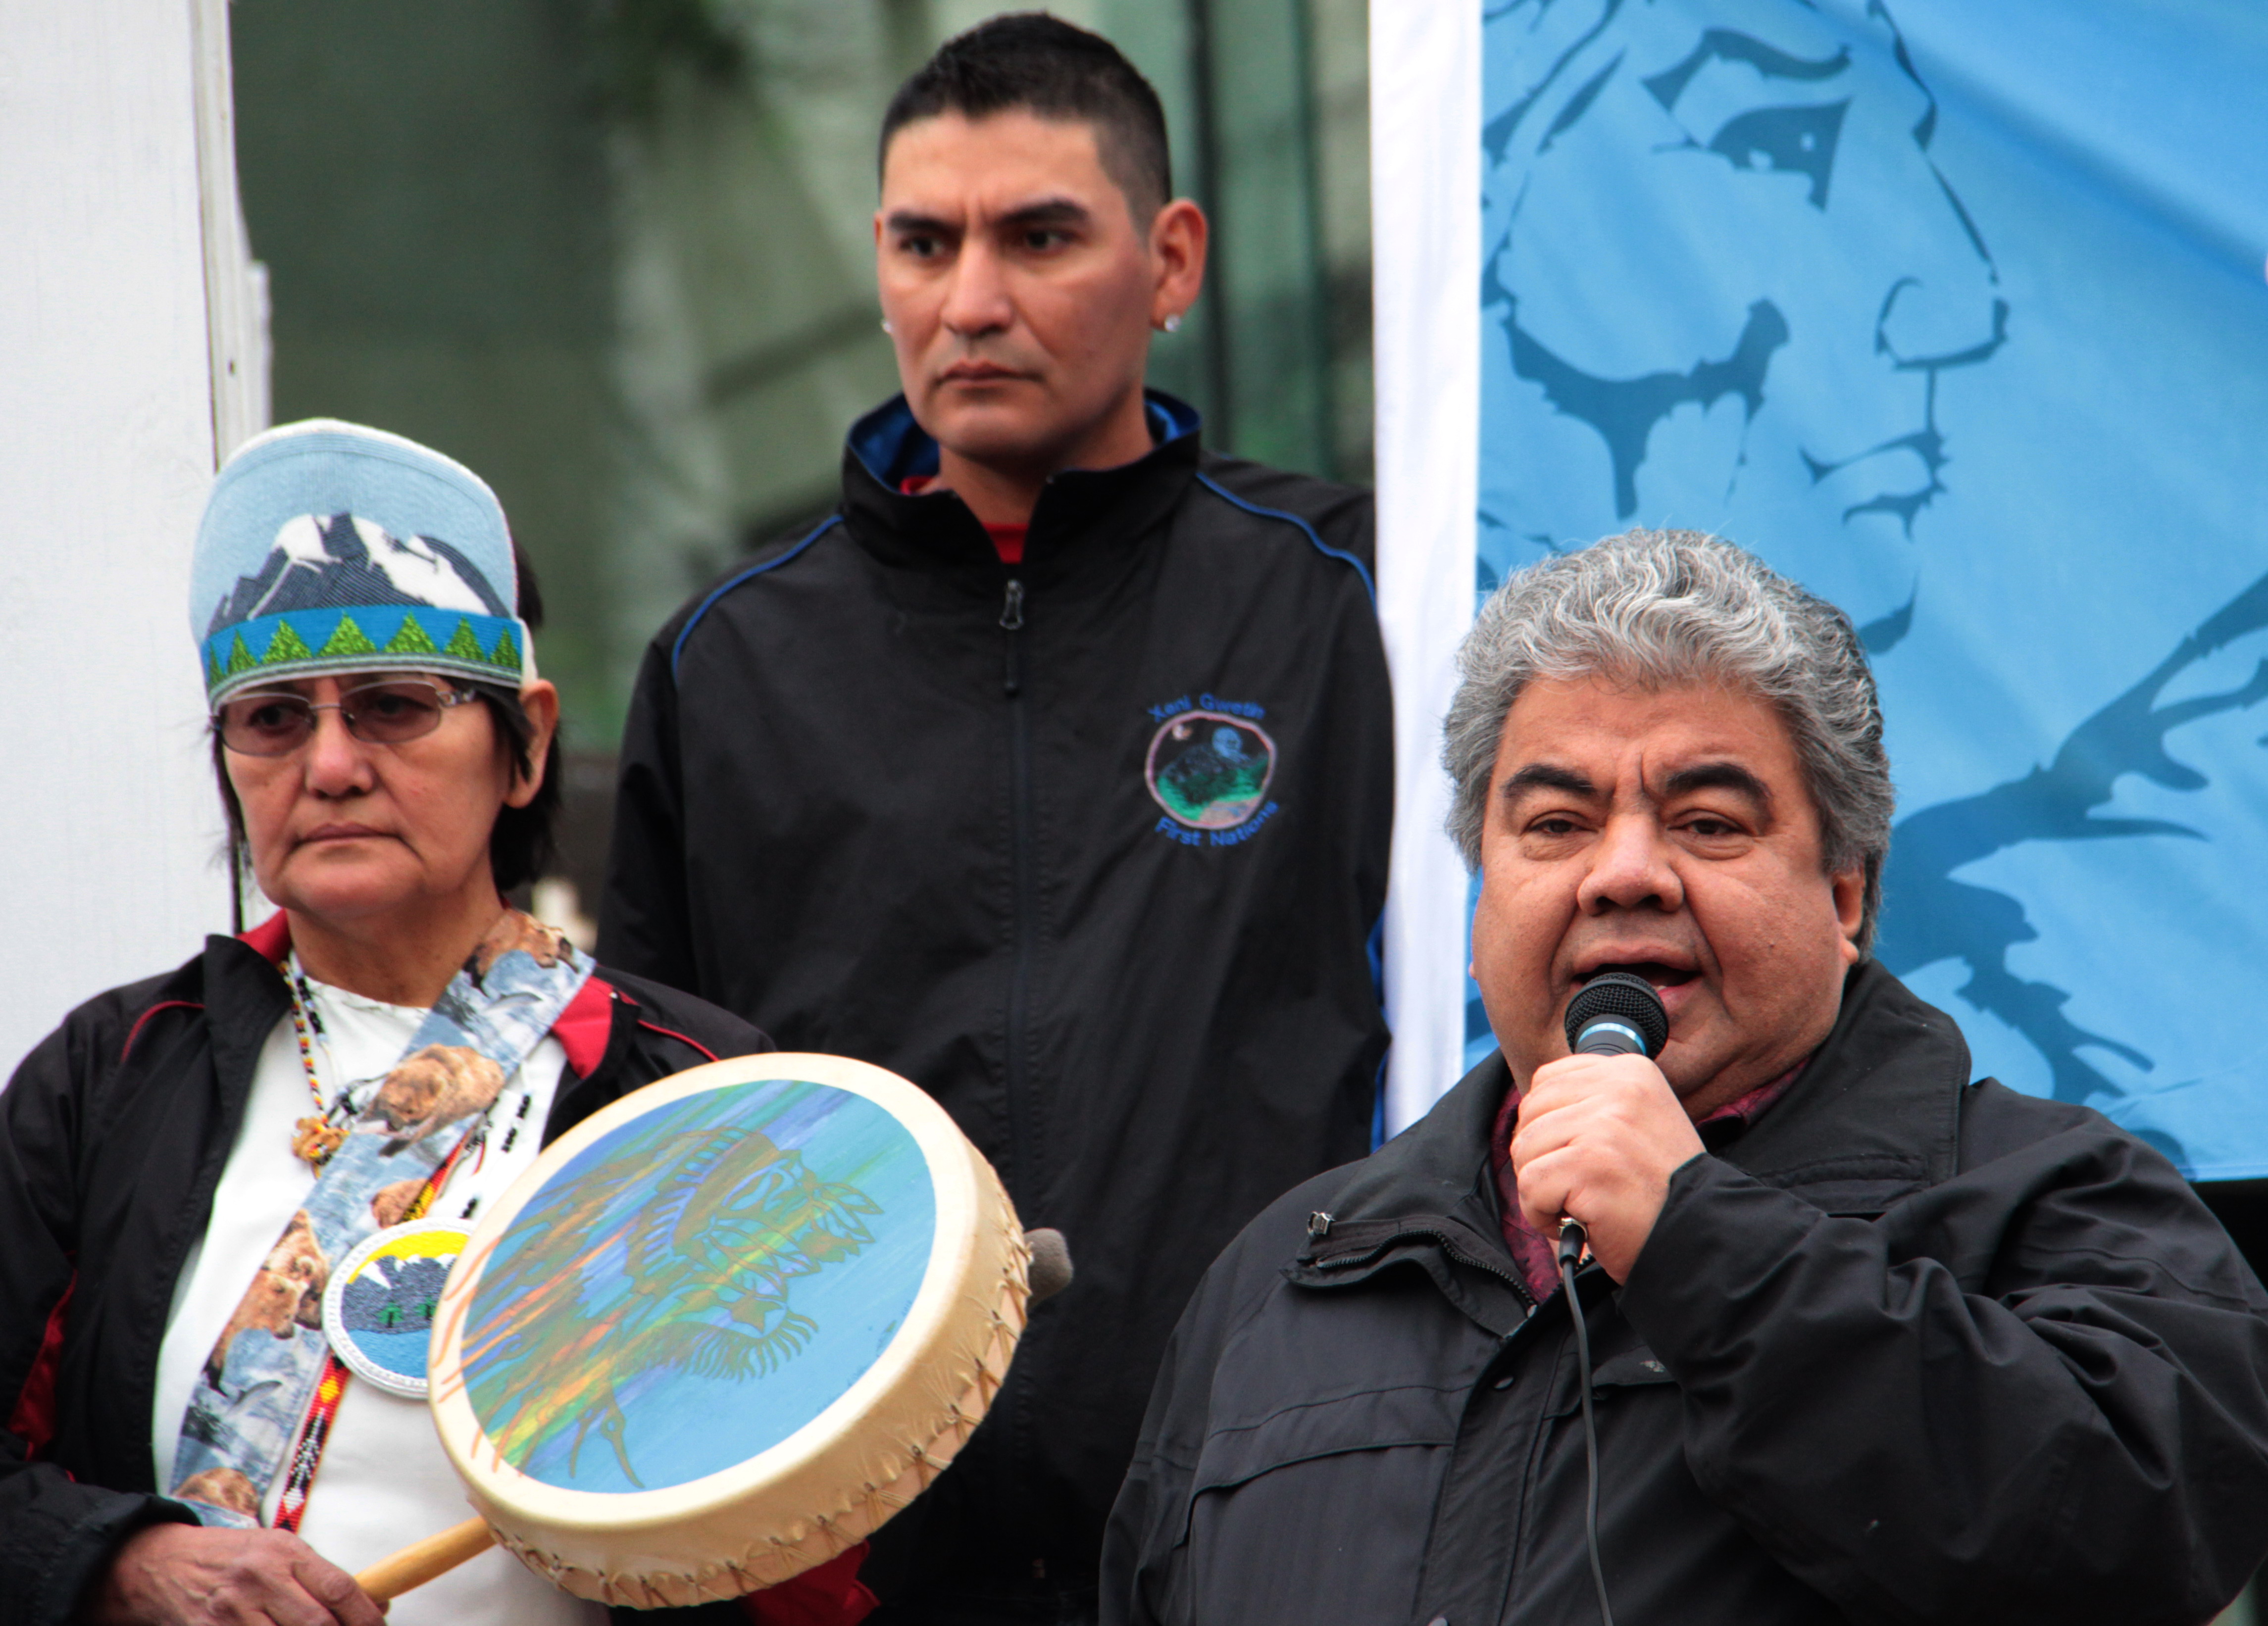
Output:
[0,927,770,1626]
[1104,960,2268,1626]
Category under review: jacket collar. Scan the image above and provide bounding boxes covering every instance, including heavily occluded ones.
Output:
[239,910,292,962]
[1719,956,1969,1200]
[1311,959,1971,1248]
[839,391,1203,589]
[202,928,296,1113]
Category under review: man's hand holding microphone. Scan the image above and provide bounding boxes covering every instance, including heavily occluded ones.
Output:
[1512,972,1703,1283]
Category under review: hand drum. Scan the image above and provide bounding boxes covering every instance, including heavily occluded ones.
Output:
[414,1052,1030,1609]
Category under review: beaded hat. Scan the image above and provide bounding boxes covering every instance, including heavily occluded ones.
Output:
[191,419,532,703]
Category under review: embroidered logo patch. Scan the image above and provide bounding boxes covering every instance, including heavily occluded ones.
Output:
[1147,707,1277,831]
[320,1220,473,1399]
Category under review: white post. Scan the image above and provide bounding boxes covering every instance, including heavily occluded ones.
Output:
[1372,1,1481,1133]
[192,0,272,463]
[0,0,268,1076]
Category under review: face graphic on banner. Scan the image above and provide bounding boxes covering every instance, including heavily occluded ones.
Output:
[1472,0,2268,1173]
[1479,0,2005,634]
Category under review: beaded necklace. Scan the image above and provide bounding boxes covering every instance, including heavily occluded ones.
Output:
[282,957,525,1208]
[286,960,351,1169]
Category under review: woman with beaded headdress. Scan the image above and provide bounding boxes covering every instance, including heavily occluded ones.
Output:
[0,422,784,1626]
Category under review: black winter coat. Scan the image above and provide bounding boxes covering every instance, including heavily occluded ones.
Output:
[1104,961,2268,1626]
[0,929,769,1626]
[601,393,1393,1607]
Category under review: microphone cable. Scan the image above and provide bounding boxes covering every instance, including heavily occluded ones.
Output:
[1552,971,1664,1626]
[1560,1221,1615,1626]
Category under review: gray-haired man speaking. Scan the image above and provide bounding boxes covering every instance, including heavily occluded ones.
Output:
[1103,531,2268,1625]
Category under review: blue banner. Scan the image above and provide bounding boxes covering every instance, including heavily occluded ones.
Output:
[1475,0,2268,1176]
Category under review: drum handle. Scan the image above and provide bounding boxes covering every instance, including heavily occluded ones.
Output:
[354,1516,497,1602]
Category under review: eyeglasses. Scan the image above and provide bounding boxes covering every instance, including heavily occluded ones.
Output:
[215,679,480,756]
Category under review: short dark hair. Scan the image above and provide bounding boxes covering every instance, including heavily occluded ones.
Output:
[211,549,561,919]
[880,14,1172,220]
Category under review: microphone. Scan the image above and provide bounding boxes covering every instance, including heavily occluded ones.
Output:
[1555,973,1670,1267]
[1563,970,1670,1059]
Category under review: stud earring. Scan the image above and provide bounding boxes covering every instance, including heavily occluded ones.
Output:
[1161,312,1182,334]
[880,318,894,334]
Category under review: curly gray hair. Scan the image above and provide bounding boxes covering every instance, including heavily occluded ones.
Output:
[1443,530,1894,950]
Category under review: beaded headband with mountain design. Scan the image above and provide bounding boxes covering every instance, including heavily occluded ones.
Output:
[192,419,533,704]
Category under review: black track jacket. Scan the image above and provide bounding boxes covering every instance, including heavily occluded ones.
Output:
[0,929,769,1626]
[1105,961,2268,1626]
[601,393,1393,1607]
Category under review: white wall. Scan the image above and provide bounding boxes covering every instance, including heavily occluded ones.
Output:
[0,0,265,1076]
[1372,3,1479,1133]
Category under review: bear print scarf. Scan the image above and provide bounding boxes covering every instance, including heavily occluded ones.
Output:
[168,910,594,1529]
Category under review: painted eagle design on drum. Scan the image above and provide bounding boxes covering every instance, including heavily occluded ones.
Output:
[459,1121,882,1488]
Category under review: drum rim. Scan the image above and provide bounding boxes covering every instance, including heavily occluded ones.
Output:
[428,1051,989,1534]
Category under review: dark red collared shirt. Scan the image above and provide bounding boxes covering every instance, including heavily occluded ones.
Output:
[899,474,1026,562]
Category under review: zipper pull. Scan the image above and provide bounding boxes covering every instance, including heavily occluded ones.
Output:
[1001,578,1026,697]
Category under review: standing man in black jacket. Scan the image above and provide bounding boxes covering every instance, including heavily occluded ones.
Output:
[1104,530,2268,1626]
[599,17,1392,1623]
